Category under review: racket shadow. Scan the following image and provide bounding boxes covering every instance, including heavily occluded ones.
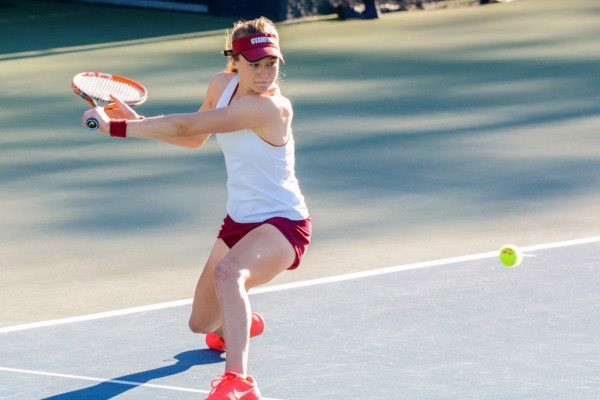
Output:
[41,349,223,399]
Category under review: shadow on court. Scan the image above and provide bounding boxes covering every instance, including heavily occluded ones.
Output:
[1,0,600,398]
[42,350,222,400]
[1,0,600,343]
[0,0,233,58]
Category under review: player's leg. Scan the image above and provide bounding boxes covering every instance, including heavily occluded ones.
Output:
[188,238,230,336]
[215,223,295,375]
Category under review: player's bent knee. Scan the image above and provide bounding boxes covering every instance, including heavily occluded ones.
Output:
[188,317,215,334]
[188,319,203,334]
[213,259,247,294]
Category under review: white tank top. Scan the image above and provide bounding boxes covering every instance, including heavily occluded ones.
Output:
[214,74,309,223]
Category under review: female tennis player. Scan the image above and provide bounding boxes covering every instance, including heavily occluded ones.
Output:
[83,17,311,400]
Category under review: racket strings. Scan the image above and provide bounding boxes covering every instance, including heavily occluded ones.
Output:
[75,76,145,105]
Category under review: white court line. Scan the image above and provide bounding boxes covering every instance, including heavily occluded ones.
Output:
[0,299,192,334]
[0,367,284,400]
[1,235,599,335]
[0,366,205,394]
[251,234,598,293]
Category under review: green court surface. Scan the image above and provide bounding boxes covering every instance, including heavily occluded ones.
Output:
[2,0,600,333]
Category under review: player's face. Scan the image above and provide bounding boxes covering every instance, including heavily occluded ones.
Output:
[235,56,279,94]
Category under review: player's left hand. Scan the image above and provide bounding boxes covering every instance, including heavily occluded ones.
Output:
[105,94,140,120]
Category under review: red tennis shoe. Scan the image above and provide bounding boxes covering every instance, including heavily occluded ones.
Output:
[205,371,261,400]
[205,312,265,352]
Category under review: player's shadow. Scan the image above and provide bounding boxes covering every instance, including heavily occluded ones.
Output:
[41,349,223,399]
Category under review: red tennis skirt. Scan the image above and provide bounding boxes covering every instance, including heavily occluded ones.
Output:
[217,215,312,270]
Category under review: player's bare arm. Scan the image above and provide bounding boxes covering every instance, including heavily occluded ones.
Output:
[122,91,290,145]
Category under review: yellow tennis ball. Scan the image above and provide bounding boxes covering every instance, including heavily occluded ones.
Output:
[499,245,522,267]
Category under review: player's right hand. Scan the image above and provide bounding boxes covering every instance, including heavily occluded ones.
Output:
[83,107,110,134]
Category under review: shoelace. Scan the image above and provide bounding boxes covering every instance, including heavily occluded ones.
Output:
[209,373,236,395]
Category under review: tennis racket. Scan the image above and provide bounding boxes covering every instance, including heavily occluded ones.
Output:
[71,72,147,130]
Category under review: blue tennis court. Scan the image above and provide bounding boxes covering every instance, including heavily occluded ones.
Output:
[2,0,600,398]
[2,238,599,399]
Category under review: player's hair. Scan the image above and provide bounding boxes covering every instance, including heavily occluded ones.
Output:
[225,17,280,73]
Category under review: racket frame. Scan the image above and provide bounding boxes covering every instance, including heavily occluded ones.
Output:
[72,71,148,107]
[72,72,148,130]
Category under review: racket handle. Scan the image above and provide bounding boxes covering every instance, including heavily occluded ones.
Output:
[86,118,99,130]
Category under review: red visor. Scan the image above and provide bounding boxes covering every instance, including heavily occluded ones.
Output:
[226,33,284,63]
